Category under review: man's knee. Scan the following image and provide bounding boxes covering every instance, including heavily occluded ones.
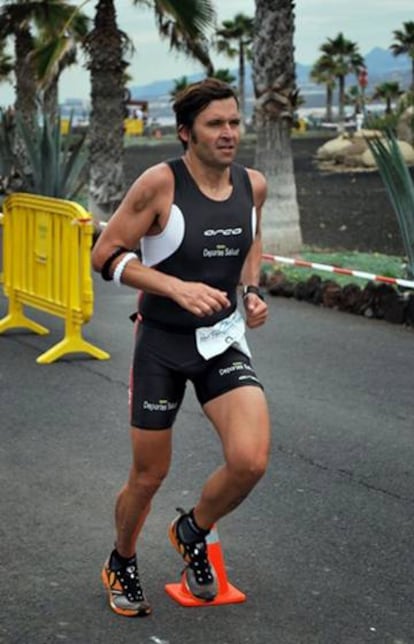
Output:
[227,449,269,485]
[129,464,169,495]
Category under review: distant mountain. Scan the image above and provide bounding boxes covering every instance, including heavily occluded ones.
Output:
[364,46,411,76]
[130,47,411,101]
[126,47,412,122]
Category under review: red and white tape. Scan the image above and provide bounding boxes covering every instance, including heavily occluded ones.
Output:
[262,253,414,290]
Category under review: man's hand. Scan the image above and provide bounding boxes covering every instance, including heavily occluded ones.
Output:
[173,282,231,317]
[243,293,268,328]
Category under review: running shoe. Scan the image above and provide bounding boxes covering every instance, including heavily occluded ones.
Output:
[168,508,218,602]
[101,550,152,617]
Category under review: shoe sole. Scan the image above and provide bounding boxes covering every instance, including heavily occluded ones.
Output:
[101,567,152,618]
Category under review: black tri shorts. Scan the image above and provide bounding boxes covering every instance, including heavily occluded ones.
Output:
[129,321,263,430]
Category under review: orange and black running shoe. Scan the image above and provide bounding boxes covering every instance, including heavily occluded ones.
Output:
[101,550,152,617]
[169,508,218,602]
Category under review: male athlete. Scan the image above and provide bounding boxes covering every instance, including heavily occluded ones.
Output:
[92,78,271,617]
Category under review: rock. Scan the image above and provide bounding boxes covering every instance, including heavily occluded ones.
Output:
[336,140,368,164]
[396,105,414,146]
[268,270,295,297]
[339,283,363,313]
[405,293,414,326]
[321,280,343,308]
[361,140,414,167]
[343,154,365,167]
[353,128,383,140]
[293,281,307,300]
[316,135,353,161]
[359,282,377,317]
[383,291,407,324]
[301,274,323,303]
[359,282,399,319]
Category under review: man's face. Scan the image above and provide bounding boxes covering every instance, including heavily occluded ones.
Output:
[182,97,241,168]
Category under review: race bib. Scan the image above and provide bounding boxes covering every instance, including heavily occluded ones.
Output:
[195,309,251,360]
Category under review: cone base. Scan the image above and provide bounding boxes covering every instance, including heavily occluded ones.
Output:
[164,581,247,607]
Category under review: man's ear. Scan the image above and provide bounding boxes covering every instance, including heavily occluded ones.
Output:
[178,124,189,144]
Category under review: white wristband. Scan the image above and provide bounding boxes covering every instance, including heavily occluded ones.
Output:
[113,252,137,286]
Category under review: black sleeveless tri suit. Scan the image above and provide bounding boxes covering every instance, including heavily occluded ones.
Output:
[130,159,263,429]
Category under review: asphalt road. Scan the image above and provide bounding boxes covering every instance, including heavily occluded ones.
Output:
[1,278,413,644]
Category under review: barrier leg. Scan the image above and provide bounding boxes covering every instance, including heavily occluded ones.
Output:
[36,317,110,364]
[165,525,246,607]
[0,297,49,335]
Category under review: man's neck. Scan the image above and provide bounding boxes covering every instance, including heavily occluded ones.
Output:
[182,153,232,201]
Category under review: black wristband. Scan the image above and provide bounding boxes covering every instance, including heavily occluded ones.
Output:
[242,285,265,301]
[101,247,129,281]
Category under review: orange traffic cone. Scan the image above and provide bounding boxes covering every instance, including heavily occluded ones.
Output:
[165,524,247,607]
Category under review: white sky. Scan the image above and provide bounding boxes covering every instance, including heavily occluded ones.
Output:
[0,0,413,105]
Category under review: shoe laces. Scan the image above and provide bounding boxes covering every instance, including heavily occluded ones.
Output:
[115,560,145,602]
[182,539,214,585]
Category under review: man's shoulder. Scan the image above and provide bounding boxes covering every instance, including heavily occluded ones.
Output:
[137,160,176,188]
[245,166,266,186]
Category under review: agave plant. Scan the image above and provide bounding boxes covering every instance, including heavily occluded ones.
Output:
[14,110,87,200]
[366,129,414,279]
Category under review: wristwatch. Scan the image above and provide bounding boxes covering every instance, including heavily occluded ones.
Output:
[242,285,265,301]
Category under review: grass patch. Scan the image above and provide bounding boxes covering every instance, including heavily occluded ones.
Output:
[263,248,408,288]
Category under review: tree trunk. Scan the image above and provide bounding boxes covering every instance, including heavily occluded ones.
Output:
[326,85,333,122]
[238,43,246,132]
[43,79,59,124]
[86,0,126,222]
[14,27,38,176]
[252,0,302,254]
[14,28,37,124]
[338,75,346,121]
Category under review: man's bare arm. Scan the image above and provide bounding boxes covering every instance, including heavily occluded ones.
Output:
[91,164,231,317]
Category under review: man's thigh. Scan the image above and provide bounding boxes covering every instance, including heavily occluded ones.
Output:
[130,326,187,429]
[193,347,263,407]
[202,386,271,466]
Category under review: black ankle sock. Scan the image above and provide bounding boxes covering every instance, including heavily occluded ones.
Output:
[178,509,210,543]
[110,548,136,568]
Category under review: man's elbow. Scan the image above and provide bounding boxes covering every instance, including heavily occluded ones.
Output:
[91,244,105,274]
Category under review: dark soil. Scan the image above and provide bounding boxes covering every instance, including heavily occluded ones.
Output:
[124,135,407,256]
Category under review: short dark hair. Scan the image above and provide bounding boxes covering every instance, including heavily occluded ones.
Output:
[173,78,239,135]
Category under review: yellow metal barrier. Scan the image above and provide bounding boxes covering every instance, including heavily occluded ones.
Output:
[0,193,110,364]
[124,117,144,136]
[60,118,70,135]
[0,211,3,285]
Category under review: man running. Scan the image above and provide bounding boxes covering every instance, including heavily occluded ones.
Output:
[92,78,271,617]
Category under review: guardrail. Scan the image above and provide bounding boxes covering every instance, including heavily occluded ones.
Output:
[0,193,110,364]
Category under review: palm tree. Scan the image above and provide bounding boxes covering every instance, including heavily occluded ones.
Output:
[371,81,403,115]
[215,13,254,129]
[390,21,414,91]
[169,69,235,104]
[0,1,39,128]
[212,69,236,85]
[169,75,191,102]
[84,0,216,222]
[310,54,336,122]
[252,0,302,254]
[320,32,364,122]
[345,85,363,117]
[0,0,90,179]
[31,5,90,121]
[0,39,13,86]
